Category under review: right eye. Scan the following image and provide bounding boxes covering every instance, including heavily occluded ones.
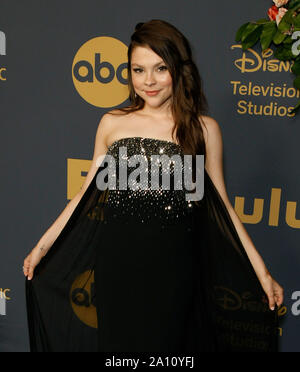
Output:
[133,68,143,73]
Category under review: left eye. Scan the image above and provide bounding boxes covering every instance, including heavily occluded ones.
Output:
[132,66,167,73]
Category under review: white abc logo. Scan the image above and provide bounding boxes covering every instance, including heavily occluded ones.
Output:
[291,291,300,316]
[0,297,6,316]
[292,31,300,57]
[0,31,6,56]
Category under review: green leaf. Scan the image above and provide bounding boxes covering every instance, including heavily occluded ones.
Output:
[261,22,277,50]
[274,44,297,60]
[287,0,300,10]
[278,10,293,32]
[273,29,288,44]
[242,25,263,50]
[293,74,300,89]
[277,21,291,33]
[241,23,261,42]
[294,13,300,26]
[283,36,294,44]
[235,22,250,42]
[280,9,296,25]
[255,18,271,25]
[289,99,300,115]
[292,58,300,74]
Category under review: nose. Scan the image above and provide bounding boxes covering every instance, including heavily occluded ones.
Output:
[144,70,156,86]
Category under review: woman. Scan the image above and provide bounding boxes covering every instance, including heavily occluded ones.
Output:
[24,19,283,352]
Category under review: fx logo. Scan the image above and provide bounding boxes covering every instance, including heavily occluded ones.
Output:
[0,31,6,56]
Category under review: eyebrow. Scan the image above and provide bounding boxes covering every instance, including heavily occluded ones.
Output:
[131,61,165,67]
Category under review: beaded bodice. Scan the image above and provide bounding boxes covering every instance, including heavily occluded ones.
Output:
[94,137,197,226]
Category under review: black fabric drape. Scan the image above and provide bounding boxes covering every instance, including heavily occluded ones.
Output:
[25,163,278,352]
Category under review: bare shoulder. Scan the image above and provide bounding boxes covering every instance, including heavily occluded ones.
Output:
[105,108,129,116]
[199,115,221,133]
[97,109,128,144]
[198,115,223,147]
[101,108,126,125]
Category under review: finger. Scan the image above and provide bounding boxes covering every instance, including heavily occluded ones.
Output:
[23,260,29,271]
[23,265,30,277]
[27,266,34,280]
[275,293,284,307]
[268,294,276,311]
[274,287,284,303]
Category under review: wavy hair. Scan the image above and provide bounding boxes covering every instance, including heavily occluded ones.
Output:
[109,19,210,172]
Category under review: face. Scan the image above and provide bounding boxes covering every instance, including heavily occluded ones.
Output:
[130,45,173,109]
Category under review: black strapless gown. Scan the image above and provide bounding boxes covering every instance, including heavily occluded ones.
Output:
[25,137,279,352]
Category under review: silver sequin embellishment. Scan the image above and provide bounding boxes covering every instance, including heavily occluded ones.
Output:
[92,137,196,226]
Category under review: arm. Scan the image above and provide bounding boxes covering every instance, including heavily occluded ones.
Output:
[23,113,110,279]
[200,115,284,310]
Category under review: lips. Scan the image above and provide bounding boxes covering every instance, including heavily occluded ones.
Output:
[145,90,160,96]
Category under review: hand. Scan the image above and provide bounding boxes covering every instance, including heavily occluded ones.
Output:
[259,273,284,311]
[23,247,45,280]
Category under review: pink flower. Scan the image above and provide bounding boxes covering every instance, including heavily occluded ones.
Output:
[273,0,289,7]
[276,7,288,25]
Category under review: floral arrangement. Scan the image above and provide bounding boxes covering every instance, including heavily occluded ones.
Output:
[235,0,300,114]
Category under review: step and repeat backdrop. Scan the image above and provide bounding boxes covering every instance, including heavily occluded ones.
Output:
[0,0,299,352]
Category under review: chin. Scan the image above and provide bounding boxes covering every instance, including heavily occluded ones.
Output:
[145,101,164,107]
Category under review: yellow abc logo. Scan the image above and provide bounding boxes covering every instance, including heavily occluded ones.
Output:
[72,36,129,108]
[70,270,98,329]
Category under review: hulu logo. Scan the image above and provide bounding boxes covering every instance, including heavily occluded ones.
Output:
[235,187,300,228]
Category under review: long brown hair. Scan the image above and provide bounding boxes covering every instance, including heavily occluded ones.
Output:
[109,19,209,165]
